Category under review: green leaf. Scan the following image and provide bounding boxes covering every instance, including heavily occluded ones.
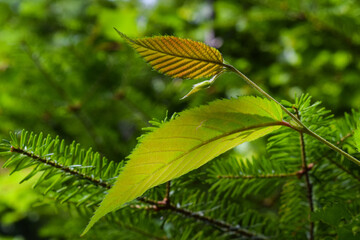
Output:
[82,96,284,235]
[2,130,120,211]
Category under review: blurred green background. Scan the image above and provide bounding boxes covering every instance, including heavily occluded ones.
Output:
[0,0,359,239]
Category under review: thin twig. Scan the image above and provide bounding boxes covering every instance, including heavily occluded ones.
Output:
[325,157,360,182]
[314,130,360,182]
[218,172,298,179]
[337,131,354,145]
[217,164,314,180]
[164,181,171,204]
[295,108,314,240]
[137,197,268,239]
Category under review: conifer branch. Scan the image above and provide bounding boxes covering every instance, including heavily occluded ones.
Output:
[308,129,360,182]
[10,145,266,239]
[217,172,298,179]
[295,108,314,240]
[10,146,110,189]
[138,197,268,239]
[165,204,267,239]
[216,164,314,180]
[321,130,360,182]
[325,157,360,182]
[137,180,268,239]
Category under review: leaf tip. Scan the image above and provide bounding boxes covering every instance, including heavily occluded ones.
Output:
[80,203,111,237]
[113,28,132,43]
[113,27,122,35]
[80,216,97,237]
[80,191,121,237]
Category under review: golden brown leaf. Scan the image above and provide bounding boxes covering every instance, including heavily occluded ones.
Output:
[115,29,225,79]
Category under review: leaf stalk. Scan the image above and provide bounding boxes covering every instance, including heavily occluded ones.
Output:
[224,64,360,166]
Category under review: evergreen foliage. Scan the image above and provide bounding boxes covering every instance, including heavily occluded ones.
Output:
[2,93,360,239]
[1,0,360,239]
[1,131,120,209]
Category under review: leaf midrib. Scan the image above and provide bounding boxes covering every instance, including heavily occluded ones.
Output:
[132,39,225,67]
[128,120,284,180]
[114,28,225,70]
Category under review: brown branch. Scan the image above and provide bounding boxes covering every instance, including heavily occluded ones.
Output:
[11,146,267,239]
[163,181,171,205]
[137,197,268,239]
[295,108,314,240]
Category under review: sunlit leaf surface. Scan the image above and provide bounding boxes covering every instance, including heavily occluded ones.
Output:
[82,96,284,235]
[115,29,225,79]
